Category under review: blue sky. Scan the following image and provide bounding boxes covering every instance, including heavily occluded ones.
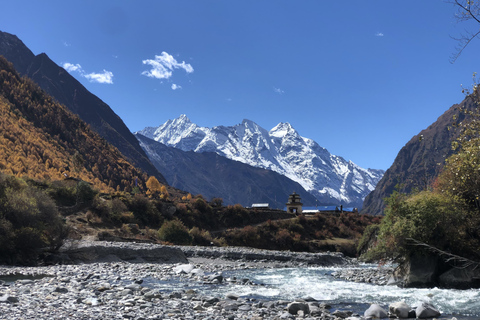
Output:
[1,1,479,170]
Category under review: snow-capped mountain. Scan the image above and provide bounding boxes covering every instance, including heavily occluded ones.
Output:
[138,114,384,208]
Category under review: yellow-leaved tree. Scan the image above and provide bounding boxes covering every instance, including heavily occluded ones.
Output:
[146,176,162,196]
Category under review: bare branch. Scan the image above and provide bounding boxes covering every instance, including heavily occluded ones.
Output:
[447,0,480,63]
[407,238,480,269]
[449,29,480,63]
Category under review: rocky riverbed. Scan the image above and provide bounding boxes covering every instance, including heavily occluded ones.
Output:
[331,267,394,286]
[0,241,458,319]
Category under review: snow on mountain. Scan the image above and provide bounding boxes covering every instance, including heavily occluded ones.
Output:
[137,115,384,208]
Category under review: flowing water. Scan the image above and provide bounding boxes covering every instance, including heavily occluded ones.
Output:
[145,265,480,319]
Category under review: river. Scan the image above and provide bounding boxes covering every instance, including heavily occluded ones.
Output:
[145,264,480,319]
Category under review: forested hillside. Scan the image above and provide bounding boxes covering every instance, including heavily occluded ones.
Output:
[0,30,167,184]
[0,56,147,192]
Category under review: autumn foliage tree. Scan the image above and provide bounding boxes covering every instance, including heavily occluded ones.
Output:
[146,176,162,195]
[146,176,169,200]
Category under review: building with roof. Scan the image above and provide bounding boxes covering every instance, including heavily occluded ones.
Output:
[251,203,270,209]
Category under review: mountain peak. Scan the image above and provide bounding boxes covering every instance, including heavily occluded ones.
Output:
[241,119,258,128]
[269,122,296,138]
[177,114,191,123]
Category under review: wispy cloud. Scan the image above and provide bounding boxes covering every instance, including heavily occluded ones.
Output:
[63,41,71,47]
[62,62,114,84]
[171,83,182,90]
[375,32,384,37]
[142,52,194,80]
[273,87,285,94]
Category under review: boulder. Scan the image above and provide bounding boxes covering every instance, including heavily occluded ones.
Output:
[54,286,69,294]
[364,304,388,319]
[415,302,441,319]
[389,301,410,318]
[439,265,480,289]
[0,295,19,303]
[332,309,352,318]
[393,251,480,289]
[287,301,310,315]
[208,272,224,284]
[174,264,195,274]
[308,303,323,316]
[226,293,239,300]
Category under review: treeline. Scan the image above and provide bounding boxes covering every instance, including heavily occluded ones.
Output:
[92,184,379,256]
[0,169,381,263]
[0,56,147,192]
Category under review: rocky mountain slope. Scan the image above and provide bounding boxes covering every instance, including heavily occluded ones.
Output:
[135,134,319,208]
[362,95,475,215]
[0,30,166,184]
[138,115,384,208]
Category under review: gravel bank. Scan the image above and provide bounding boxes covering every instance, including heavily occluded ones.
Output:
[0,241,453,320]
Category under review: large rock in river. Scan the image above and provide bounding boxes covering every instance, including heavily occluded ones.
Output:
[395,252,439,287]
[438,264,480,289]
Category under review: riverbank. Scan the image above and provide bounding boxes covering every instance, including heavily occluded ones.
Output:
[0,241,462,319]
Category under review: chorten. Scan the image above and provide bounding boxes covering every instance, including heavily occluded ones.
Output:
[286,191,303,214]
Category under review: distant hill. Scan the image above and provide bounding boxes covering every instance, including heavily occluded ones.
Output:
[0,56,148,192]
[362,95,476,215]
[0,30,167,184]
[135,133,319,208]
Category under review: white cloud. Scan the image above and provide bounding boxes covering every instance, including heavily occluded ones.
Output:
[63,62,114,84]
[85,70,114,84]
[63,41,71,47]
[63,62,82,73]
[171,83,182,90]
[142,52,194,80]
[274,87,285,94]
[375,32,384,37]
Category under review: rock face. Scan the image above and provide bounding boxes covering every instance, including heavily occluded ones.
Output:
[362,95,476,215]
[135,133,319,208]
[0,30,166,184]
[138,115,384,208]
[399,253,440,288]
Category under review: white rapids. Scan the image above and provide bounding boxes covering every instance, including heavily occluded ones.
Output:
[169,266,480,319]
